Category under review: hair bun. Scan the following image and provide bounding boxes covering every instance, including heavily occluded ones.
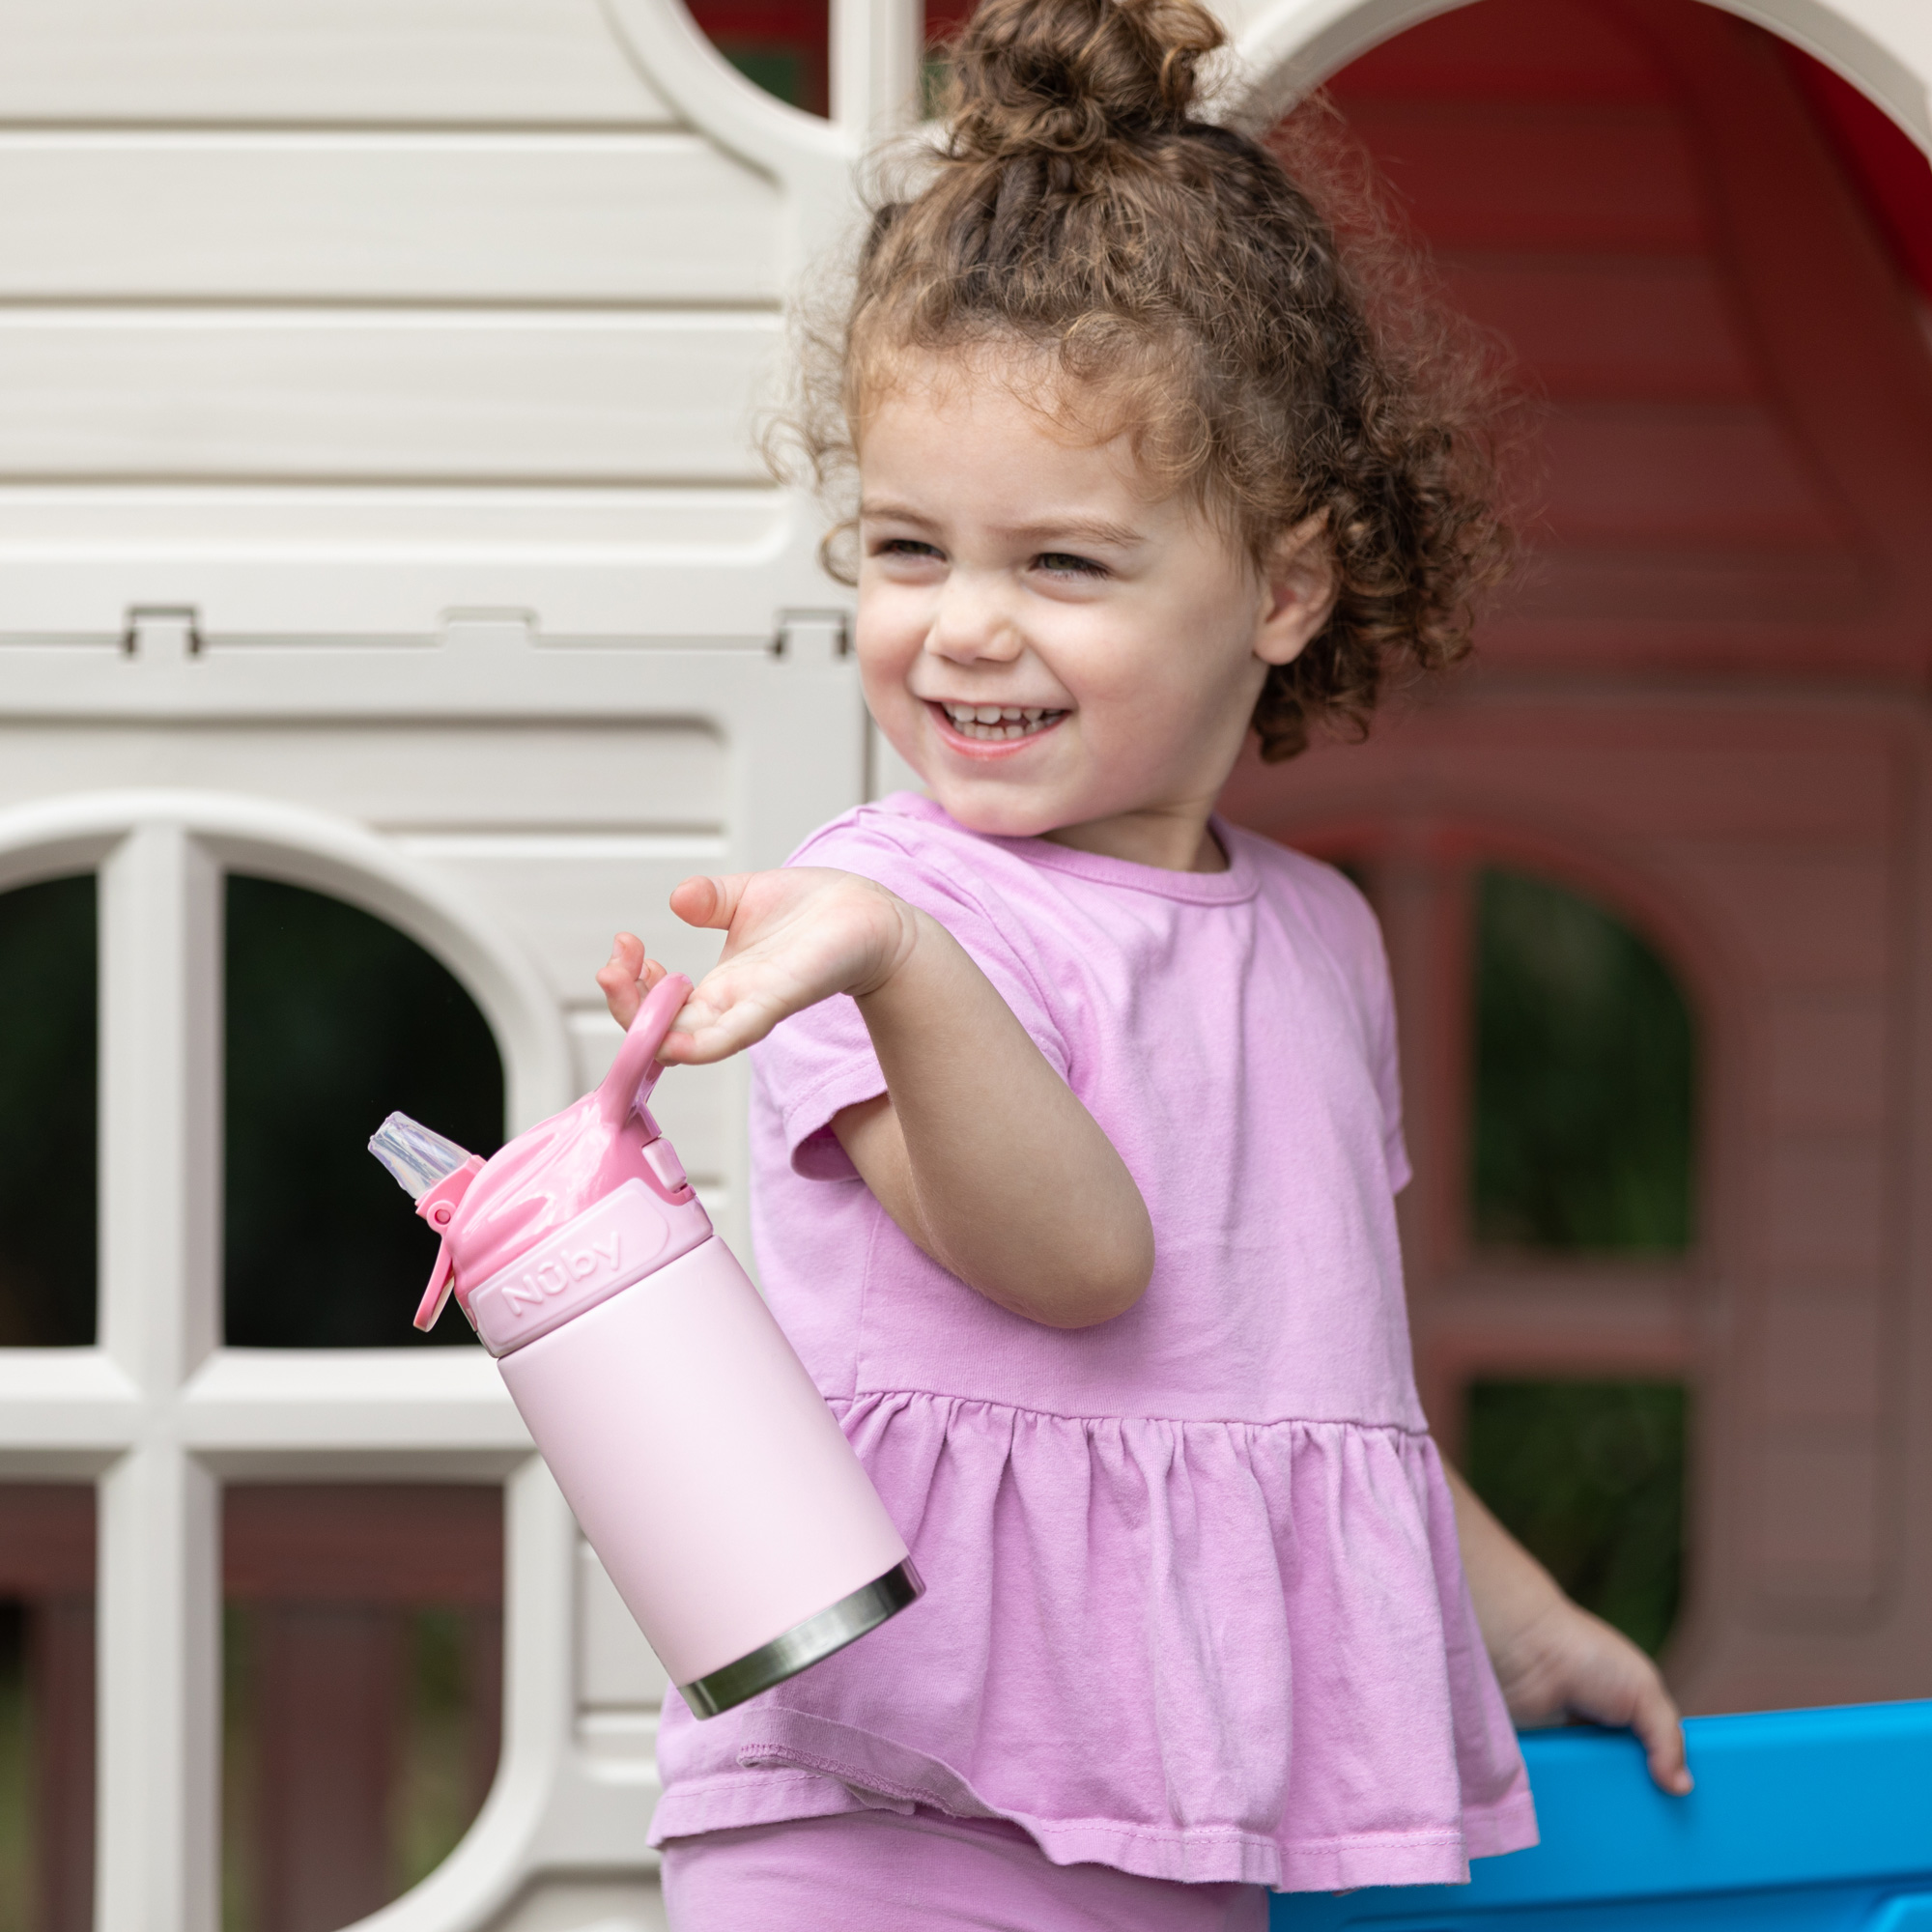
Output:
[944,0,1224,162]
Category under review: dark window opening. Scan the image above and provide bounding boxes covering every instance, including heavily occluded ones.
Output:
[223,876,503,1349]
[1467,1378,1690,1658]
[683,0,830,113]
[222,1485,503,1932]
[0,1486,98,1932]
[0,877,97,1350]
[1472,868,1696,1254]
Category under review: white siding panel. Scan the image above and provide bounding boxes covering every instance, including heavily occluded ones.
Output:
[0,311,781,483]
[389,839,740,1175]
[406,846,726,997]
[0,0,677,126]
[0,487,781,554]
[0,723,725,829]
[0,134,779,302]
[0,486,795,639]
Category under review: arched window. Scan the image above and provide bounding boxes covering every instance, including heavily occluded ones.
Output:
[217,879,510,1928]
[0,795,577,1932]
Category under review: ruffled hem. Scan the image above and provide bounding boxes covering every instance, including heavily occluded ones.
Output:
[650,1715,1541,1889]
[651,1389,1537,1892]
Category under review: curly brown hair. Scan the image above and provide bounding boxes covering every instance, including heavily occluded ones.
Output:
[781,0,1510,761]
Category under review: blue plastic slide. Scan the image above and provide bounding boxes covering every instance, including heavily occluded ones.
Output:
[1274,1700,1932,1929]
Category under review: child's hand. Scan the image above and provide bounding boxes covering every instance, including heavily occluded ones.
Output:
[600,866,1152,1327]
[597,868,919,1062]
[1446,1463,1692,1796]
[1485,1592,1693,1798]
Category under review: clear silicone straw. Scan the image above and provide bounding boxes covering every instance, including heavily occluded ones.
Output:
[368,1111,474,1202]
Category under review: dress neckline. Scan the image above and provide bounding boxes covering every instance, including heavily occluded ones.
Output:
[882,792,1259,906]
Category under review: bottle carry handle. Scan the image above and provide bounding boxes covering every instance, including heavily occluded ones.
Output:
[406,973,694,1335]
[597,971,695,1127]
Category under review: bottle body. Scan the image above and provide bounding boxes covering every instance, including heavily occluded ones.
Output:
[497,1233,913,1700]
[373,971,920,1715]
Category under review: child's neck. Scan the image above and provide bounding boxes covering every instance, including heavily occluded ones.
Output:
[1042,803,1227,874]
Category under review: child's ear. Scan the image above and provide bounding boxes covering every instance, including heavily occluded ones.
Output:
[1255,513,1338,668]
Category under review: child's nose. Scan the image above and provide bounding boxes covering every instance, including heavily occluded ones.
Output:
[925,570,1022,664]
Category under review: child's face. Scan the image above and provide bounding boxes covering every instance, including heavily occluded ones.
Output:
[854,354,1331,863]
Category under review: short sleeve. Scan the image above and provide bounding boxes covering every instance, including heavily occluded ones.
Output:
[1367,933,1412,1194]
[749,810,1073,1181]
[1283,849,1413,1198]
[1334,882,1411,1195]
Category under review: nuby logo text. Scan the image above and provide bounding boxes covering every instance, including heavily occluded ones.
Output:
[501,1235,624,1318]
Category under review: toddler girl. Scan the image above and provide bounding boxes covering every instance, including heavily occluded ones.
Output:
[600,0,1690,1921]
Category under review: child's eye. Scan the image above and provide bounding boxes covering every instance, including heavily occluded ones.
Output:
[1035,552,1108,579]
[876,537,944,561]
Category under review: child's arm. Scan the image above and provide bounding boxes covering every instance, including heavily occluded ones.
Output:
[598,868,1154,1329]
[1446,1463,1693,1796]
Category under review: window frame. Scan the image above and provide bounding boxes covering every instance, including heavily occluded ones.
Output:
[0,788,584,1932]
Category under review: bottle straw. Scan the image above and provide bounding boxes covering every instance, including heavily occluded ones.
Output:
[368,1112,474,1202]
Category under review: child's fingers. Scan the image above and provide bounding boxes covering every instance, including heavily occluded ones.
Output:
[651,983,787,1065]
[1628,1679,1693,1795]
[595,932,664,1029]
[669,873,748,931]
[603,931,647,978]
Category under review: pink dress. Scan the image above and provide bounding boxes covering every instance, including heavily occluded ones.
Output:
[647,794,1537,1892]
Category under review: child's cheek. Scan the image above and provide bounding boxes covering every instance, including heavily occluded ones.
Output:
[855,631,922,745]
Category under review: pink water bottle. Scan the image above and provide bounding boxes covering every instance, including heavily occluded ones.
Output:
[369,973,920,1717]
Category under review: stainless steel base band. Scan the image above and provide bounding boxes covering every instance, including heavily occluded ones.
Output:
[680,1558,925,1719]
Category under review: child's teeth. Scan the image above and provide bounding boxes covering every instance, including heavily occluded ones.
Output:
[938,700,1065,741]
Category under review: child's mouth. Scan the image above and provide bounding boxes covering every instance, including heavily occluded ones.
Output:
[930,701,1068,745]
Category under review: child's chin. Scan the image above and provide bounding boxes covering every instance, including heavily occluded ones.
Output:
[927,781,1064,842]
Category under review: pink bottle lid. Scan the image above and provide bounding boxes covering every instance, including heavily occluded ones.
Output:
[408,974,703,1335]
